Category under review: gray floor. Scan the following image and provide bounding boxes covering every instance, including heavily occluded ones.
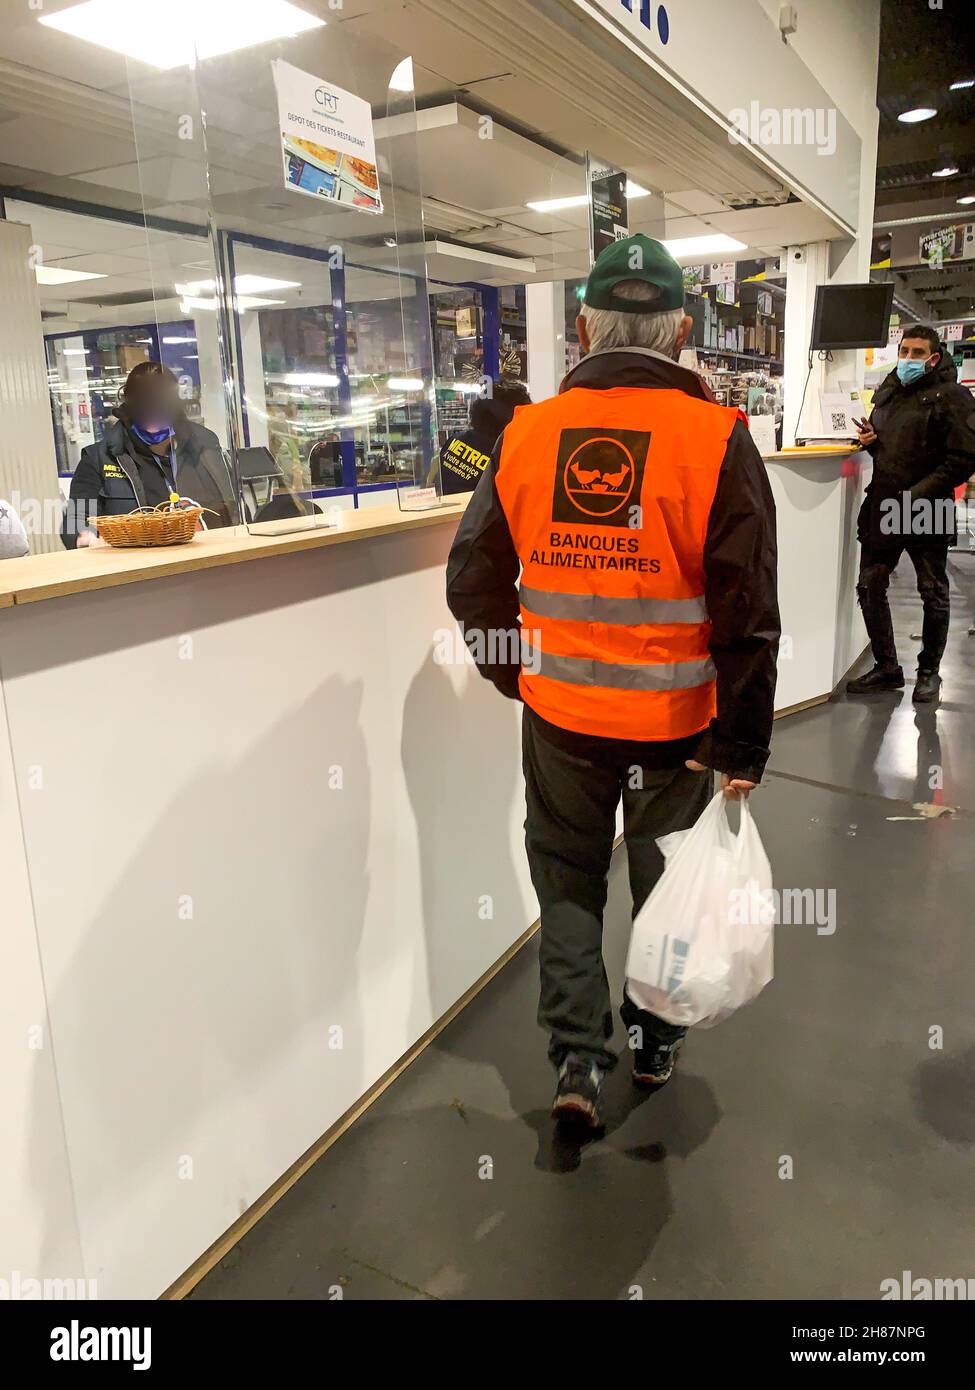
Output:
[191,554,975,1300]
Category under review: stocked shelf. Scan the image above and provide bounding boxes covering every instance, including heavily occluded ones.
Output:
[698,349,784,368]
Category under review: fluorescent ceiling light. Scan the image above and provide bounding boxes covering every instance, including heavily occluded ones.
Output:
[179,295,284,311]
[38,0,325,71]
[957,195,975,205]
[176,275,300,295]
[527,179,652,214]
[932,166,959,177]
[162,335,197,344]
[282,373,340,387]
[389,57,414,93]
[661,234,747,258]
[897,107,937,123]
[35,265,107,285]
[949,79,974,90]
[387,377,424,390]
[62,348,90,356]
[526,194,587,213]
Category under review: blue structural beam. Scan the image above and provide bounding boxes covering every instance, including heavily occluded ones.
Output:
[480,285,501,383]
[329,254,358,497]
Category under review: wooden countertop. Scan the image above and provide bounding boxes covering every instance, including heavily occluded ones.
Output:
[763,447,859,463]
[0,448,853,610]
[0,499,469,608]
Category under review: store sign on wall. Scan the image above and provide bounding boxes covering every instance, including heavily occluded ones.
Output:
[587,154,629,265]
[579,0,861,234]
[609,0,670,44]
[272,59,383,214]
[919,223,975,268]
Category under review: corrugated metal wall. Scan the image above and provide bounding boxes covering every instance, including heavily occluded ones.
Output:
[0,219,63,556]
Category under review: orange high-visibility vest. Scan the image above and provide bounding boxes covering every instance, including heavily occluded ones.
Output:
[495,386,739,741]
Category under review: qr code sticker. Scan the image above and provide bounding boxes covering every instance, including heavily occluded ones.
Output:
[830,412,847,431]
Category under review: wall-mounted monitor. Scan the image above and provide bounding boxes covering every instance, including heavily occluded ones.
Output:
[810,282,894,350]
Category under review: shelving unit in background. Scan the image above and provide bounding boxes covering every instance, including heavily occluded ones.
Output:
[684,259,786,445]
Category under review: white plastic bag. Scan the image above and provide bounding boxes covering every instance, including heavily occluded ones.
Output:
[624,790,774,1028]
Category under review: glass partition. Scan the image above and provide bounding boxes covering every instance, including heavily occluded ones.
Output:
[111,4,437,531]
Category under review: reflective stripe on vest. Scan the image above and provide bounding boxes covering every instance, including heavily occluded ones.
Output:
[521,641,716,691]
[520,584,708,625]
[495,384,738,741]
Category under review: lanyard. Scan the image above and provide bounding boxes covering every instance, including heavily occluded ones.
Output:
[156,441,177,495]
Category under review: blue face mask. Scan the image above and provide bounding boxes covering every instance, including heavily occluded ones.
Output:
[896,358,928,386]
[130,421,175,446]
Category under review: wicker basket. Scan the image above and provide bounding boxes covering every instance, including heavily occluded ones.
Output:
[93,503,209,548]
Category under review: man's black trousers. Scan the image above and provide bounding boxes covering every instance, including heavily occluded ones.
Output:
[856,541,950,674]
[522,711,714,1071]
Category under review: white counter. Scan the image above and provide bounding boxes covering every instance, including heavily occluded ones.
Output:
[0,458,864,1297]
[0,505,537,1299]
[763,447,867,711]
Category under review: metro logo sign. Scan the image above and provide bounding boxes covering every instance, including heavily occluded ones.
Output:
[605,0,671,45]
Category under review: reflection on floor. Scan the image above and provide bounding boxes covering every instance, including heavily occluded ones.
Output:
[191,553,975,1300]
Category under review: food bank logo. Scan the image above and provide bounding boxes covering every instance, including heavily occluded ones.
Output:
[552,428,649,525]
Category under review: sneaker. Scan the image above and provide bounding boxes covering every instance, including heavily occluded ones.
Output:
[632,1035,685,1089]
[913,670,942,704]
[552,1053,605,1130]
[846,664,904,694]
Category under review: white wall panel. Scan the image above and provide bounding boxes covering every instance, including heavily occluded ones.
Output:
[0,675,85,1292]
[0,521,536,1298]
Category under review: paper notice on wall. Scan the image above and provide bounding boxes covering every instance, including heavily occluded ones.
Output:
[747,415,777,456]
[271,59,382,214]
[867,343,898,372]
[820,391,863,437]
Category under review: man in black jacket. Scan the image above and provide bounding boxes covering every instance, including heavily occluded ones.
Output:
[61,362,239,549]
[446,235,779,1129]
[848,325,975,702]
[437,381,531,496]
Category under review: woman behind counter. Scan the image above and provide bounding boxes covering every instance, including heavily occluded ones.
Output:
[61,361,239,549]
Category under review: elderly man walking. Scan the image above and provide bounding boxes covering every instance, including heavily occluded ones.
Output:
[447,235,780,1129]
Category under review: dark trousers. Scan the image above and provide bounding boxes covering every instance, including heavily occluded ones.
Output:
[856,541,950,674]
[522,713,714,1071]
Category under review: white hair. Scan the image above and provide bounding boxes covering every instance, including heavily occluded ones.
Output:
[580,279,683,355]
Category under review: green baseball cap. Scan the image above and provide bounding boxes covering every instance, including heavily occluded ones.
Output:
[583,233,684,313]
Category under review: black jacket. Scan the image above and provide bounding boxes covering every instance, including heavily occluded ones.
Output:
[61,410,239,548]
[859,355,975,548]
[445,349,780,783]
[438,396,527,496]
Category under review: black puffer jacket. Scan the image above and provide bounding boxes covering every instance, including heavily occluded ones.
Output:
[859,355,975,547]
[438,391,531,496]
[61,408,239,548]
